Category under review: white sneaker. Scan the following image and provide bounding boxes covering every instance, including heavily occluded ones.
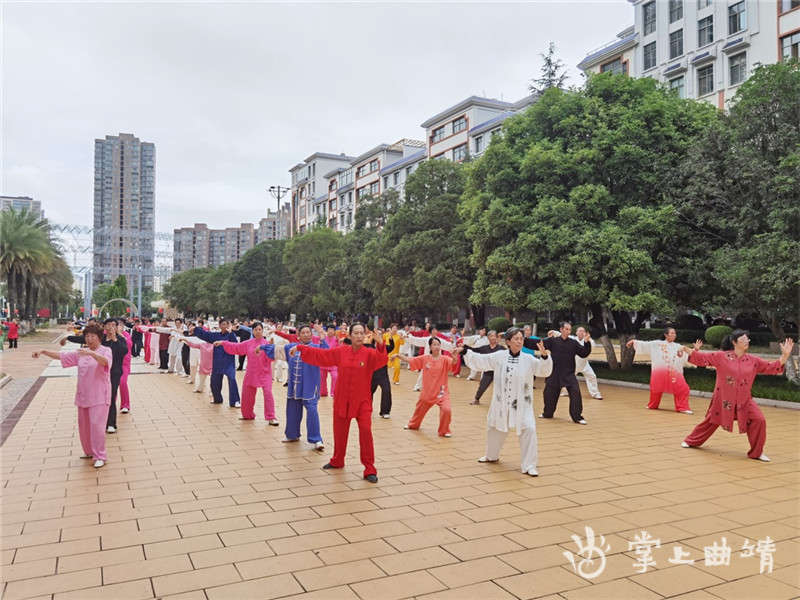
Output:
[455,374,460,378]
[560,391,568,397]
[93,460,105,468]
[526,467,538,477]
[267,419,280,426]
[681,442,691,448]
[477,456,499,463]
[413,387,421,392]
[234,402,241,408]
[80,454,93,459]
[394,381,400,385]
[281,437,299,443]
[443,433,452,438]
[466,376,475,381]
[592,395,603,399]
[679,410,694,414]
[381,414,391,419]
[186,380,194,385]
[193,389,202,393]
[120,408,129,414]
[106,426,116,433]
[576,419,587,425]
[757,454,770,462]
[314,441,324,451]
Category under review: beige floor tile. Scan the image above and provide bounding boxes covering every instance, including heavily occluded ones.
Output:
[151,563,241,597]
[189,541,275,569]
[350,570,447,600]
[494,565,590,599]
[314,538,398,565]
[416,580,519,600]
[3,567,102,600]
[53,579,155,600]
[280,584,361,600]
[428,556,520,588]
[205,573,304,599]
[234,550,325,580]
[384,528,466,552]
[143,533,223,559]
[1,557,57,582]
[560,578,663,599]
[373,546,460,575]
[58,545,144,573]
[13,537,100,563]
[705,574,800,599]
[442,535,526,561]
[631,564,726,596]
[293,558,385,591]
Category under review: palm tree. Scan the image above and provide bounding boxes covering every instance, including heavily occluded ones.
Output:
[0,208,56,325]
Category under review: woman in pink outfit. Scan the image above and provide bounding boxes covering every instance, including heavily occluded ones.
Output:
[117,318,133,414]
[215,322,279,424]
[320,324,339,398]
[681,330,794,462]
[32,323,112,468]
[399,336,459,437]
[180,334,213,393]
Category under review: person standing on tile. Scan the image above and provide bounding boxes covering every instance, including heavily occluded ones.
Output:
[193,318,241,407]
[626,327,692,413]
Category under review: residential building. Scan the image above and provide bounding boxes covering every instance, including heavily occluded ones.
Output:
[576,25,638,76]
[257,202,291,242]
[172,223,256,273]
[378,148,427,200]
[92,133,155,287]
[1,196,44,220]
[421,96,533,163]
[580,1,800,107]
[289,152,354,236]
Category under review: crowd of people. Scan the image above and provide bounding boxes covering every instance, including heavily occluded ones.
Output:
[31,314,794,478]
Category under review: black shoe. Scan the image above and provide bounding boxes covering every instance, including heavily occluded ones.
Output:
[283,382,288,387]
[210,401,223,404]
[364,474,378,483]
[323,463,340,469]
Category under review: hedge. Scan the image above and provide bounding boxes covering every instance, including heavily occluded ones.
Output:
[487,317,512,333]
[705,325,733,348]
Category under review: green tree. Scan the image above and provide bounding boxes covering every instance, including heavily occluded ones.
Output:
[678,62,800,380]
[529,42,568,97]
[319,227,377,320]
[280,227,345,319]
[362,160,473,321]
[462,74,717,368]
[228,240,290,318]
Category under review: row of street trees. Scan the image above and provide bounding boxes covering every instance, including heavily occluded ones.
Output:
[0,208,74,329]
[164,62,799,375]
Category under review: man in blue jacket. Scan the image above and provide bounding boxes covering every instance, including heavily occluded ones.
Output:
[193,318,241,407]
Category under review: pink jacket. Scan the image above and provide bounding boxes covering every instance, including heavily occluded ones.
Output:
[221,338,273,387]
[183,337,214,375]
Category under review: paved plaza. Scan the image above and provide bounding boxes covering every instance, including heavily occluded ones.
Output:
[1,339,799,599]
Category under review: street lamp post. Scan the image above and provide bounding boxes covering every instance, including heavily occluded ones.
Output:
[268,185,290,240]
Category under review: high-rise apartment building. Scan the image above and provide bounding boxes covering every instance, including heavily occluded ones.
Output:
[92,133,155,288]
[1,196,44,220]
[257,202,291,243]
[172,223,257,273]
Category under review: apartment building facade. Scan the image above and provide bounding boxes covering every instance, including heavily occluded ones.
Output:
[1,195,44,220]
[173,223,256,273]
[92,133,156,287]
[289,152,354,236]
[580,1,800,106]
[257,202,291,242]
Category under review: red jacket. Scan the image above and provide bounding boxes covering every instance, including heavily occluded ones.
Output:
[2,321,19,339]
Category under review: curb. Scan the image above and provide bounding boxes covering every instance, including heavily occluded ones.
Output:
[582,376,800,411]
[0,374,11,390]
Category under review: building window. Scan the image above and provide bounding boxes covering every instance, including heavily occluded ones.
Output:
[357,187,368,200]
[474,136,483,154]
[453,144,468,162]
[698,16,713,47]
[729,52,747,85]
[698,0,712,7]
[383,176,389,189]
[405,166,413,176]
[356,165,366,178]
[728,1,745,34]
[643,1,656,35]
[669,0,683,22]
[782,31,800,62]
[643,42,657,70]
[780,0,800,13]
[393,172,400,185]
[329,199,336,211]
[669,29,683,59]
[370,159,379,172]
[697,64,714,95]
[431,126,445,143]
[669,76,685,98]
[600,57,627,75]
[452,116,467,134]
[370,182,379,195]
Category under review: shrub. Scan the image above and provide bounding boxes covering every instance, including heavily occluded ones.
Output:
[705,325,733,348]
[487,316,512,333]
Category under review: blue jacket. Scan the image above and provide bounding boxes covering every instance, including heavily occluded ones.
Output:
[193,328,238,373]
[262,340,328,401]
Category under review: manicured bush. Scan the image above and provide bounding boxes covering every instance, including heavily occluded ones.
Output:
[705,325,733,348]
[487,316,512,333]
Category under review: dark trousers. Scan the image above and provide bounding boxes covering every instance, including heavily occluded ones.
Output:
[542,379,584,422]
[159,349,169,370]
[238,354,246,370]
[210,365,240,406]
[107,371,121,428]
[181,345,191,375]
[475,372,494,401]
[8,338,18,349]
[132,334,143,357]
[371,367,392,416]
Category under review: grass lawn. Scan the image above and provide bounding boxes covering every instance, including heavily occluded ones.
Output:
[591,362,800,403]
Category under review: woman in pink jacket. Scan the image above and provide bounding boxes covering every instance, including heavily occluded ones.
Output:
[215,322,279,424]
[117,318,133,414]
[320,324,339,398]
[180,334,213,393]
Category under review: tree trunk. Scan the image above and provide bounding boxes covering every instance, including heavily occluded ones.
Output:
[30,286,39,332]
[470,303,486,329]
[15,272,25,319]
[6,271,16,319]
[589,304,619,369]
[612,309,650,370]
[766,314,798,383]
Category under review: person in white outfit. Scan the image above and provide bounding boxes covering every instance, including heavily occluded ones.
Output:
[459,327,552,477]
[462,327,488,381]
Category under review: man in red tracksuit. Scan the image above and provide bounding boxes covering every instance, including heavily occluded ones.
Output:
[291,323,387,483]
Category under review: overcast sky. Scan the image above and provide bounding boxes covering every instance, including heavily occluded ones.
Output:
[2,0,633,233]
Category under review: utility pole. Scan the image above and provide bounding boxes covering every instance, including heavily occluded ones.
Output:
[268,185,290,240]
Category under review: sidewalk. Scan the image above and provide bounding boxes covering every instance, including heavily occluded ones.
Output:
[1,361,798,599]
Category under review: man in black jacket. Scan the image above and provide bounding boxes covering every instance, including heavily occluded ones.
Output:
[541,321,592,424]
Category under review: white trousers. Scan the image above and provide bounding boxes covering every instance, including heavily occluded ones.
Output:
[273,360,287,381]
[467,368,482,380]
[485,426,538,473]
[561,363,600,397]
[168,353,178,373]
[195,373,207,392]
